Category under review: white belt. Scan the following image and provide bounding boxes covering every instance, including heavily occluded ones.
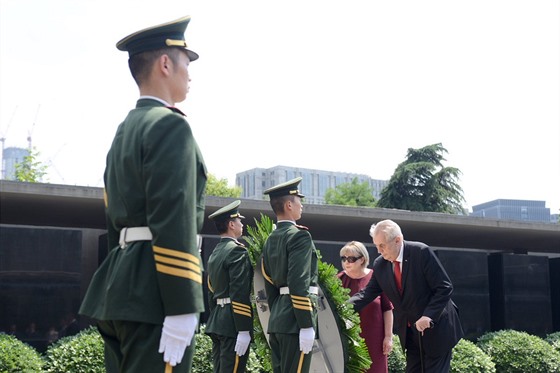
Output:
[119,227,152,249]
[216,297,231,307]
[279,286,318,295]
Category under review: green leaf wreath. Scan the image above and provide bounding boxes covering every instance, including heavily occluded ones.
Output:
[244,214,372,373]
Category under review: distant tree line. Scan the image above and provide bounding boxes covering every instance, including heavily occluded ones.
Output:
[15,143,466,214]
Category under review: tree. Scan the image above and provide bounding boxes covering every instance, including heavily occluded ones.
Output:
[324,177,376,207]
[205,173,242,197]
[14,147,48,183]
[376,143,466,214]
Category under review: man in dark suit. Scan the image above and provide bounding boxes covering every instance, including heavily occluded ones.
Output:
[349,219,463,373]
[79,15,207,373]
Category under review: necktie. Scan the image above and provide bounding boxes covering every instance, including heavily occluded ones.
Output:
[394,260,402,294]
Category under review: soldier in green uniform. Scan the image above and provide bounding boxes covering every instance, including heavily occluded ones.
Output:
[261,177,319,373]
[205,200,253,373]
[79,16,207,373]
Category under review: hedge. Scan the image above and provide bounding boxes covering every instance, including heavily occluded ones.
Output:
[5,328,560,372]
[0,333,44,373]
[451,338,495,373]
[477,329,560,373]
[388,335,406,373]
[42,326,104,373]
[546,331,560,354]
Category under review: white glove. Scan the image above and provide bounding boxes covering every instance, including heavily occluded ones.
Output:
[234,331,251,356]
[158,313,198,366]
[299,327,315,354]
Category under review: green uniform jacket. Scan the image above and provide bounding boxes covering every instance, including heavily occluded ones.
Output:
[205,238,253,338]
[261,221,319,334]
[80,98,207,324]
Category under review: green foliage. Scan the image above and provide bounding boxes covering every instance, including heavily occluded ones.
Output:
[243,214,279,372]
[192,326,213,373]
[250,326,273,373]
[246,342,265,372]
[316,258,371,372]
[451,339,495,373]
[546,331,560,353]
[244,215,371,373]
[0,333,44,373]
[477,330,560,373]
[205,174,241,197]
[14,146,48,182]
[388,335,406,373]
[244,214,274,268]
[42,326,104,373]
[324,177,376,207]
[376,143,466,214]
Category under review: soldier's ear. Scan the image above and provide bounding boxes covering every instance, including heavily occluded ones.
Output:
[159,54,172,76]
[286,200,294,211]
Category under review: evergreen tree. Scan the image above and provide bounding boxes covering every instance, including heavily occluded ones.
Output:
[377,143,466,214]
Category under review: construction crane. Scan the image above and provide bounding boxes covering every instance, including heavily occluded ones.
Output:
[0,106,18,179]
[27,104,40,150]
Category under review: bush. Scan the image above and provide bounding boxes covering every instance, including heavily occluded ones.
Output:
[451,339,495,373]
[0,333,44,373]
[477,330,560,373]
[546,331,560,354]
[192,328,213,373]
[388,335,406,373]
[42,326,105,373]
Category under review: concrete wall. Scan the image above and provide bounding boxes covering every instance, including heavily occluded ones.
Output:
[1,180,559,350]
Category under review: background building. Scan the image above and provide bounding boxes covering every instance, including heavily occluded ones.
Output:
[236,165,389,204]
[1,146,29,180]
[471,199,551,223]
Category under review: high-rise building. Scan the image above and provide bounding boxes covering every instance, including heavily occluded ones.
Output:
[1,147,29,180]
[471,199,551,223]
[236,165,388,205]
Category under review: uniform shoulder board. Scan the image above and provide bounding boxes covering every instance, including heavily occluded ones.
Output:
[295,224,309,230]
[167,106,186,116]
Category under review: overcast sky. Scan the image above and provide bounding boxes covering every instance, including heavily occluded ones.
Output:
[1,0,559,213]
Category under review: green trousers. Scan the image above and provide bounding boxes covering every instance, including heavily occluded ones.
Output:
[209,333,249,373]
[97,320,195,373]
[269,333,312,373]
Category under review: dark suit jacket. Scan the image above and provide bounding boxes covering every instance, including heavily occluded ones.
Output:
[349,241,463,357]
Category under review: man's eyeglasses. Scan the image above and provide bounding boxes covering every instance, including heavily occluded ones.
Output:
[340,255,363,263]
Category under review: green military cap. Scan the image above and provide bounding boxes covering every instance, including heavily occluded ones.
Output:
[116,15,199,61]
[208,200,245,221]
[264,177,305,198]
